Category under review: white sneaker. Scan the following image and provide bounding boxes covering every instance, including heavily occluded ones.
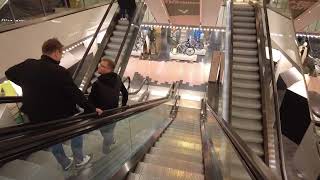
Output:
[75,155,92,167]
[64,157,74,171]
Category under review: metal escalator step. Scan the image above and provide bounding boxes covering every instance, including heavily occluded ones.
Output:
[232,79,260,89]
[233,41,257,48]
[156,139,202,151]
[118,20,129,25]
[169,124,200,131]
[234,129,263,143]
[233,34,256,41]
[127,173,160,180]
[149,147,202,163]
[115,25,128,31]
[248,143,264,156]
[162,134,202,144]
[232,97,261,109]
[164,131,201,139]
[107,42,122,49]
[233,5,254,11]
[233,16,255,23]
[233,48,258,56]
[143,154,203,174]
[234,55,258,64]
[155,142,202,154]
[232,70,260,80]
[165,128,200,136]
[158,137,201,147]
[171,121,200,126]
[233,10,255,17]
[231,107,262,120]
[113,31,132,37]
[160,136,201,144]
[110,36,130,43]
[232,87,261,99]
[104,49,120,57]
[231,118,263,131]
[166,126,200,133]
[234,28,257,35]
[233,62,259,72]
[134,162,204,180]
[102,55,115,61]
[233,22,256,29]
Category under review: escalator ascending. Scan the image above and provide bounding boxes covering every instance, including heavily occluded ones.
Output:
[231,4,264,157]
[127,107,204,180]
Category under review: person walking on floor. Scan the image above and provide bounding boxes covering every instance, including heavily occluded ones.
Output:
[5,38,103,170]
[89,58,128,154]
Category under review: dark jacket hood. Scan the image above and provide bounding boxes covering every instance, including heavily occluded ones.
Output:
[41,55,60,65]
[98,72,120,87]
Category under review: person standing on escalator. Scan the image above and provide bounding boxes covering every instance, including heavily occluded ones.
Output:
[118,0,137,21]
[5,38,103,171]
[89,58,128,154]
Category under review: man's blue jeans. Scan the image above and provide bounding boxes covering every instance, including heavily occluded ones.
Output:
[51,135,84,169]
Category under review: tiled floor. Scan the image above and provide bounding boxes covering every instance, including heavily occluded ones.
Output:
[124,57,211,87]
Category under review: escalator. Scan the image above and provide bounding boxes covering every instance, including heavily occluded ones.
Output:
[231,4,264,158]
[127,107,204,180]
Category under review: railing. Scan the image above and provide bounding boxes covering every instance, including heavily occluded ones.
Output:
[72,0,116,80]
[0,0,113,32]
[0,82,177,165]
[128,77,149,95]
[206,102,280,180]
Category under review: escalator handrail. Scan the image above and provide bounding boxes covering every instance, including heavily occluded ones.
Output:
[255,2,288,180]
[0,82,180,165]
[122,76,131,90]
[72,0,117,80]
[206,104,280,180]
[0,82,176,138]
[114,0,145,66]
[0,95,174,165]
[128,77,149,95]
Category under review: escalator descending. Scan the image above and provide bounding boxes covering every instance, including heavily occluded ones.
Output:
[231,4,265,158]
[128,107,204,180]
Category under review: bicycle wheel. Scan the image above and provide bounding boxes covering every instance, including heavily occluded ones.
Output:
[185,48,195,56]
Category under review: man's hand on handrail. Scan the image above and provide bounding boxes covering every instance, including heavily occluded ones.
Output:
[96,108,103,116]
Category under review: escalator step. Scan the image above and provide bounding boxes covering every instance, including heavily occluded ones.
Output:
[232,70,260,80]
[233,22,256,29]
[232,79,260,89]
[233,55,258,64]
[143,154,203,174]
[233,34,256,41]
[231,107,262,120]
[165,128,201,136]
[166,126,200,133]
[233,62,259,72]
[149,147,202,163]
[156,140,202,152]
[233,48,258,56]
[155,142,201,153]
[233,5,254,11]
[134,162,204,180]
[164,131,201,139]
[231,118,263,131]
[233,10,255,17]
[234,129,263,143]
[248,143,264,156]
[232,97,261,109]
[232,87,261,99]
[113,31,133,37]
[118,20,129,26]
[233,16,255,23]
[115,24,128,31]
[162,134,202,144]
[158,138,202,148]
[233,41,257,48]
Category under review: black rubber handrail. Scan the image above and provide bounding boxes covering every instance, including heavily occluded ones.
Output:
[122,76,131,90]
[128,77,149,95]
[72,0,116,80]
[206,104,280,180]
[0,83,179,165]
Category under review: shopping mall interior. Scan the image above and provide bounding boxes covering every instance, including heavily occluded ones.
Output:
[0,0,319,179]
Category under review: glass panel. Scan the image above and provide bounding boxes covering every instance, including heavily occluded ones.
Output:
[10,0,45,22]
[0,0,15,26]
[0,102,172,180]
[206,111,253,180]
[42,0,84,16]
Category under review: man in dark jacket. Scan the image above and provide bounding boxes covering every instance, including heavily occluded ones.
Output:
[5,38,102,170]
[89,58,128,154]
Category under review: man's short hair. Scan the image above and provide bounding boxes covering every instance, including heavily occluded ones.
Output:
[42,38,63,55]
[101,58,115,70]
